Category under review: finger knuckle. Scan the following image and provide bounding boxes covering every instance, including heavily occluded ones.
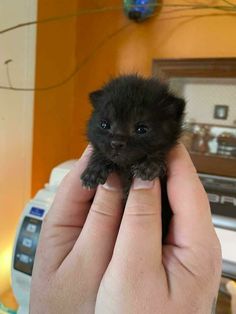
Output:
[91,197,117,216]
[125,202,157,216]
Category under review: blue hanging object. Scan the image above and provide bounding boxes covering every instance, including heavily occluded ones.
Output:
[123,0,158,21]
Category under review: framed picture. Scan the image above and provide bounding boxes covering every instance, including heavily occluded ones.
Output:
[214,105,229,120]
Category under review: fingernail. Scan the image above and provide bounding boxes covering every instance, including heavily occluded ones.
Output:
[75,145,93,167]
[102,173,122,191]
[132,177,154,190]
[80,144,93,159]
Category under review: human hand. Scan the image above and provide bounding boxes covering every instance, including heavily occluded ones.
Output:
[95,144,222,314]
[30,144,221,314]
[30,146,125,313]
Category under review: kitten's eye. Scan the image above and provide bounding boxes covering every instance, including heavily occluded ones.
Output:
[100,120,110,129]
[135,124,149,135]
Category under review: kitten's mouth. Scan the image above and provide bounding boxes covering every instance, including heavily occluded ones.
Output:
[110,150,124,163]
[111,151,121,158]
[108,149,144,166]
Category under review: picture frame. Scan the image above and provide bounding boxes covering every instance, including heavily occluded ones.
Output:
[214,105,229,120]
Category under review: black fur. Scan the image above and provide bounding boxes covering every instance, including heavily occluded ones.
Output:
[81,74,185,238]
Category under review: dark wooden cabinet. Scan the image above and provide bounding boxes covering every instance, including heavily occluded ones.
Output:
[190,152,236,177]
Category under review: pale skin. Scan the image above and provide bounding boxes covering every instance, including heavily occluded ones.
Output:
[30,144,222,314]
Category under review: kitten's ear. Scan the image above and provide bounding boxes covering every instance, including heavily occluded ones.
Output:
[89,90,104,108]
[165,95,185,119]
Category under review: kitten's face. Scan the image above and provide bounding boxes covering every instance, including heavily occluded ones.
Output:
[87,75,185,166]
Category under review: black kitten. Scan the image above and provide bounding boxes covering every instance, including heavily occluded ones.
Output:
[81,74,185,238]
[81,74,185,189]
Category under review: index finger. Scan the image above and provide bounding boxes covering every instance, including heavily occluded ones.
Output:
[35,146,95,272]
[47,145,95,226]
[166,144,214,247]
[113,179,163,269]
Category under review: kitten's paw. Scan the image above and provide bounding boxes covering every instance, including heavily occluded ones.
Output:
[81,167,109,189]
[132,161,166,181]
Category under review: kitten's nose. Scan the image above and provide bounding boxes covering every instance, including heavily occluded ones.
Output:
[111,140,126,149]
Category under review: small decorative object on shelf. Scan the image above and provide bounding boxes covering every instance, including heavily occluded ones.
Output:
[217,132,236,157]
[123,0,158,21]
[181,121,194,150]
[208,136,218,154]
[191,124,209,154]
[202,124,213,154]
[181,122,236,160]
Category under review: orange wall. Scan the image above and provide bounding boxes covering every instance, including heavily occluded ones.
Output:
[71,0,236,157]
[32,0,78,194]
[33,0,236,193]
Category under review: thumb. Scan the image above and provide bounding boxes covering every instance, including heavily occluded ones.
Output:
[113,178,163,266]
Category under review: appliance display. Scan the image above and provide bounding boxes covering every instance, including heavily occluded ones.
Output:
[199,173,236,231]
[13,216,42,276]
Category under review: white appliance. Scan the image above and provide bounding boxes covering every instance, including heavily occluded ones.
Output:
[199,173,236,279]
[11,167,236,314]
[11,160,76,314]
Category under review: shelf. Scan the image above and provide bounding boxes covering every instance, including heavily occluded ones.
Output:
[190,152,236,177]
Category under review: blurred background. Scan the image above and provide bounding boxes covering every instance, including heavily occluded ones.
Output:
[1,0,236,313]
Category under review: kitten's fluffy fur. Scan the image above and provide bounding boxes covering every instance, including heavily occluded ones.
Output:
[81,74,185,187]
[81,74,185,237]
